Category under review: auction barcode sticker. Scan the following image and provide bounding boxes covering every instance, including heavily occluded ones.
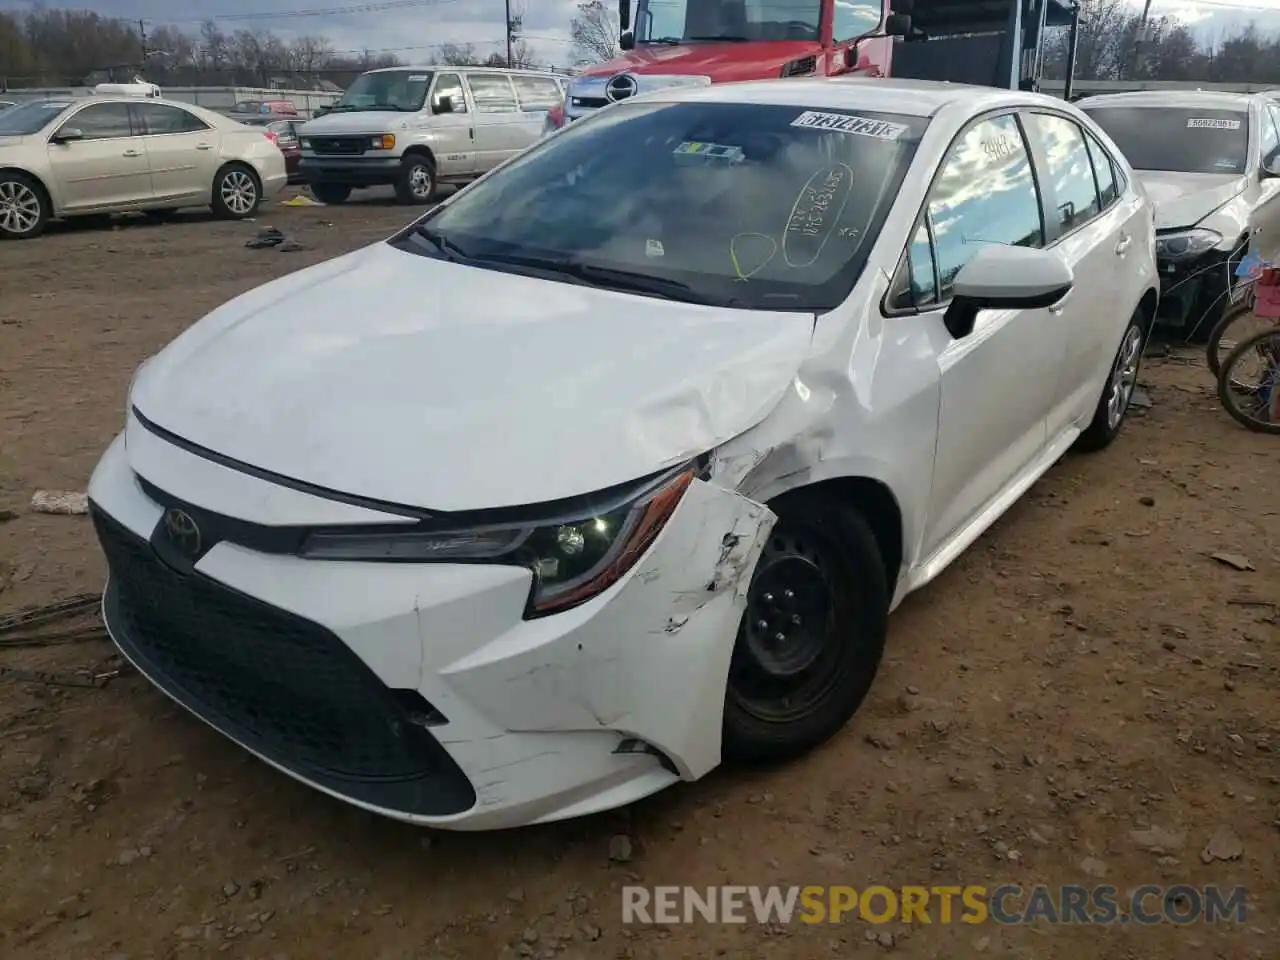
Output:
[1187,118,1242,130]
[791,111,907,140]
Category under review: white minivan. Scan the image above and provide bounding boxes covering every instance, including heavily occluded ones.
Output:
[297,66,566,205]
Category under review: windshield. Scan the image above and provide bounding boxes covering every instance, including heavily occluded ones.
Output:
[636,0,823,42]
[393,100,922,310]
[332,70,433,112]
[1083,106,1250,175]
[0,100,72,136]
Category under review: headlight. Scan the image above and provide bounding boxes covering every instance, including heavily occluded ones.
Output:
[1156,228,1222,262]
[371,134,395,149]
[299,464,696,616]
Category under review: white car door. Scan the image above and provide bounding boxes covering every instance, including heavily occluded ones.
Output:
[908,112,1069,560]
[1022,110,1134,436]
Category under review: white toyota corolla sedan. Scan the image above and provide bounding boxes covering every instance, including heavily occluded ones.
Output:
[89,78,1158,830]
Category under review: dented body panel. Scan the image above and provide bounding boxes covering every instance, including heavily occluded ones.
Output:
[92,433,773,828]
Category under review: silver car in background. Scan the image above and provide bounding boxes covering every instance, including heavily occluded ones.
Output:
[0,95,288,239]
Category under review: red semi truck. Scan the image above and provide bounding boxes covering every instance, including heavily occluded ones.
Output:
[545,0,1080,133]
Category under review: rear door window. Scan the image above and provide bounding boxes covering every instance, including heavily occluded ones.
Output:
[512,75,563,113]
[467,73,519,114]
[1024,113,1101,236]
[1084,131,1119,209]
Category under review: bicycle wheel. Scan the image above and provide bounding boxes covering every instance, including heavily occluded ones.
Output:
[1204,299,1259,378]
[1216,328,1280,434]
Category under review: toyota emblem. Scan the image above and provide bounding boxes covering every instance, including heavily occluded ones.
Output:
[163,507,202,558]
[605,73,639,103]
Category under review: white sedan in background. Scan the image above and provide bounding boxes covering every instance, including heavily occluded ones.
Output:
[1081,90,1280,340]
[0,95,287,238]
[89,78,1158,830]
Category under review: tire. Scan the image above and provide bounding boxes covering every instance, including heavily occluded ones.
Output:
[1076,310,1147,452]
[0,171,48,240]
[1216,329,1280,435]
[1205,300,1259,379]
[393,154,438,205]
[308,182,351,205]
[722,493,889,763]
[211,163,261,220]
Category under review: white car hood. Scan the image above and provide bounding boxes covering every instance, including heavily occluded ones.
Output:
[131,243,815,512]
[299,110,411,136]
[1134,170,1247,230]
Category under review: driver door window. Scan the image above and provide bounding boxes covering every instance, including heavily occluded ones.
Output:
[927,114,1045,300]
[57,102,134,140]
[833,0,882,41]
[432,73,467,114]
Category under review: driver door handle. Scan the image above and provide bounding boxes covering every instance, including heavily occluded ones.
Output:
[1115,234,1132,256]
[122,149,142,158]
[195,143,213,150]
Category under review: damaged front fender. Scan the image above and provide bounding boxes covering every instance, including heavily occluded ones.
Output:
[439,478,775,780]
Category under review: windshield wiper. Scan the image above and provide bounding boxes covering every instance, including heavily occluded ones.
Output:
[641,36,683,45]
[410,225,471,261]
[466,253,735,305]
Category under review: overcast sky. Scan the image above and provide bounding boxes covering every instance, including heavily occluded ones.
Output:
[0,0,1278,67]
[0,0,585,67]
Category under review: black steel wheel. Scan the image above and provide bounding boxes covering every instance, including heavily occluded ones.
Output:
[722,494,888,763]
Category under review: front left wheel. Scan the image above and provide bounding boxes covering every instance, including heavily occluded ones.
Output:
[394,154,438,205]
[1076,310,1147,452]
[212,164,261,220]
[722,494,889,764]
[0,172,48,240]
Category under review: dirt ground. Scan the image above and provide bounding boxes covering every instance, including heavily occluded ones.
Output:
[0,195,1277,960]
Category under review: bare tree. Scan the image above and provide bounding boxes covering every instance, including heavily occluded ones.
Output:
[289,35,333,74]
[571,0,620,66]
[199,21,229,71]
[435,42,480,66]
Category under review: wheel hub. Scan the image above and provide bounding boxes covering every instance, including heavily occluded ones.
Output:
[743,554,830,678]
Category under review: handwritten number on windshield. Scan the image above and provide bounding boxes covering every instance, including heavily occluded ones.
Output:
[783,163,855,268]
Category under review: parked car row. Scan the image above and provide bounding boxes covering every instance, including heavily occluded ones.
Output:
[88,77,1162,830]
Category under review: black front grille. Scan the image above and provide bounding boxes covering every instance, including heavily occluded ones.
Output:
[309,136,366,156]
[93,506,475,816]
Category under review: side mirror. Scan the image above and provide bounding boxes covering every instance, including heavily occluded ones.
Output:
[619,0,631,31]
[620,30,636,51]
[945,245,1074,339]
[1262,151,1280,177]
[885,12,912,36]
[434,95,454,115]
[51,127,83,144]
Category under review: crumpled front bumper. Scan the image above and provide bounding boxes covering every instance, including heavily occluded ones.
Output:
[88,424,774,830]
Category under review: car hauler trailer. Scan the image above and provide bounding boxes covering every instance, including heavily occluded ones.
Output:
[546,0,1080,131]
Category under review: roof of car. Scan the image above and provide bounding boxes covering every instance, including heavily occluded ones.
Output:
[365,64,563,76]
[1080,89,1258,110]
[641,77,1056,118]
